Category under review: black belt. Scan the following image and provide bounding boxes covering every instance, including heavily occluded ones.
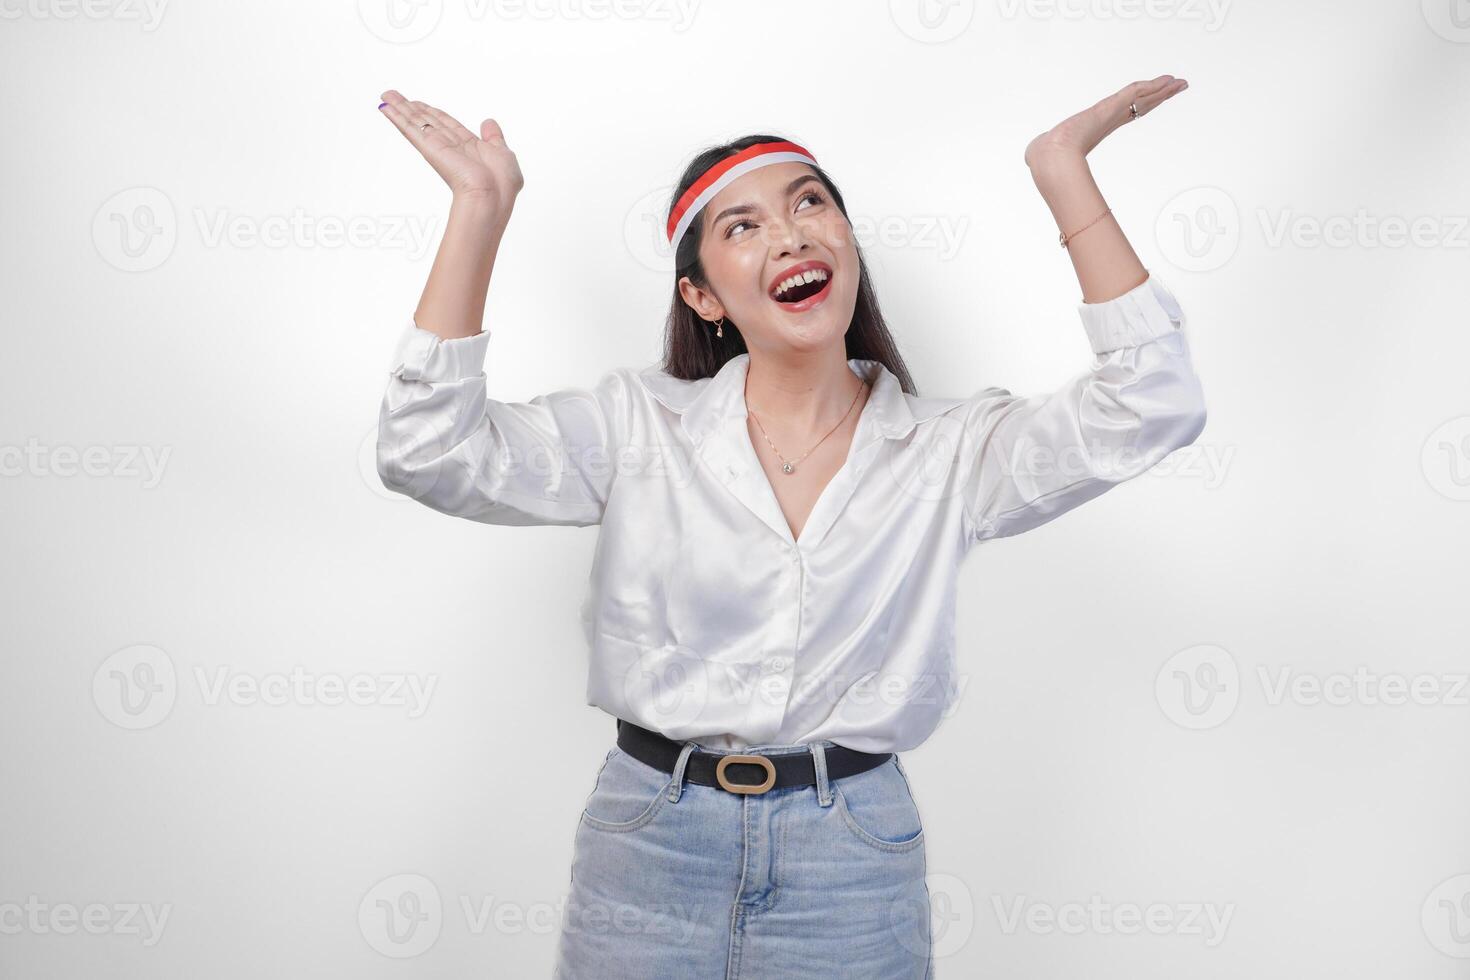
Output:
[615,717,893,795]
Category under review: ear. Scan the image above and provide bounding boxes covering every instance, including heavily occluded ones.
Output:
[677,275,724,321]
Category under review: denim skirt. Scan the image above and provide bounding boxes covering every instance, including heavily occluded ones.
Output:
[553,735,933,979]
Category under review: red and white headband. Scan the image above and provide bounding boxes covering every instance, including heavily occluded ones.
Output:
[666,139,819,256]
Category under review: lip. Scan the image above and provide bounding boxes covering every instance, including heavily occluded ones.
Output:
[767,259,834,313]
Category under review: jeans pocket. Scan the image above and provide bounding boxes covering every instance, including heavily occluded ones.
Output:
[578,745,677,833]
[832,756,925,852]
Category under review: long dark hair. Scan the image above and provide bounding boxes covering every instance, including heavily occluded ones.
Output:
[658,134,918,394]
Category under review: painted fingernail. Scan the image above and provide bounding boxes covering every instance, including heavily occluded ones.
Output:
[378,101,387,109]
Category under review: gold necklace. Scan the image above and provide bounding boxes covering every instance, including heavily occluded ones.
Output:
[746,375,868,475]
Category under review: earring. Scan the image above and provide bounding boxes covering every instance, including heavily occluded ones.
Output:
[713,317,724,338]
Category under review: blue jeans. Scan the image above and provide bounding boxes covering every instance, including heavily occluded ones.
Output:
[553,735,933,979]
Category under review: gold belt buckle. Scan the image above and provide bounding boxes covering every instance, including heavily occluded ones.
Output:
[715,754,777,794]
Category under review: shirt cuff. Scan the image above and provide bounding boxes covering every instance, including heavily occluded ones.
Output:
[388,318,492,382]
[1076,271,1184,355]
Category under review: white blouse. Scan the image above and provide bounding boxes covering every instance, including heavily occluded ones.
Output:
[376,272,1206,754]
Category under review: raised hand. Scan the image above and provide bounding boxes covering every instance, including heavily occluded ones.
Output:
[378,90,525,217]
[1019,76,1190,302]
[1024,75,1188,171]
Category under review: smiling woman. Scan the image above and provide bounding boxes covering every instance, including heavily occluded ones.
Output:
[372,76,1203,978]
[662,137,912,393]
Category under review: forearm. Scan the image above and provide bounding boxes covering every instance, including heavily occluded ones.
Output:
[1029,152,1148,305]
[413,195,513,341]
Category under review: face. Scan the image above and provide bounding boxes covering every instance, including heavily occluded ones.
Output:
[677,161,859,357]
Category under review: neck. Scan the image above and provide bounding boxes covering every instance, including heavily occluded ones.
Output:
[742,347,868,436]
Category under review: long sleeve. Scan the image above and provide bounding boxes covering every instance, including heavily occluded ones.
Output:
[375,319,629,527]
[955,272,1207,544]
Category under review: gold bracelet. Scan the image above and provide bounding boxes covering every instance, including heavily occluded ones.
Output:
[1059,207,1112,249]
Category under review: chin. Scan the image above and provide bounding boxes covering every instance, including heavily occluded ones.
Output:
[767,308,853,351]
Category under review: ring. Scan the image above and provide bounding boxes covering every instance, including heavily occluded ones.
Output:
[420,122,432,131]
[1128,101,1139,120]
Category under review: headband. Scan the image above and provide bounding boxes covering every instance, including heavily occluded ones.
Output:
[666,140,819,256]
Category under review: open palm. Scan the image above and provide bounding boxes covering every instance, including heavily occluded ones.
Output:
[378,90,525,212]
[1025,75,1188,169]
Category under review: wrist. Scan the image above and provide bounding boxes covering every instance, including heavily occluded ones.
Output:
[450,192,515,228]
[1027,147,1089,183]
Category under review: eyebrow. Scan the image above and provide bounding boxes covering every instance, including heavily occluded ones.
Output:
[707,174,822,232]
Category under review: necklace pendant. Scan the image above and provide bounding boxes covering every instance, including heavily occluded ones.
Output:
[781,462,795,474]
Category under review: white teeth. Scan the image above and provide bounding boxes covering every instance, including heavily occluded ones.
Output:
[774,268,829,299]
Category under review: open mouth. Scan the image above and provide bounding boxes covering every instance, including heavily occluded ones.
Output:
[769,261,834,311]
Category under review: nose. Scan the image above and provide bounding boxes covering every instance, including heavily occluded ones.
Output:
[767,211,812,258]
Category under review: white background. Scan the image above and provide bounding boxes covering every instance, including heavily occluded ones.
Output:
[3,0,1469,976]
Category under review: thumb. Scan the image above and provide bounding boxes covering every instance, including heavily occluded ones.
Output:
[479,118,506,144]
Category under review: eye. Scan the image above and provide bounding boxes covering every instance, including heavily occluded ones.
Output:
[723,191,826,240]
[796,189,825,210]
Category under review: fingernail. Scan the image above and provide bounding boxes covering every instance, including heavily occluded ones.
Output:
[377,101,387,109]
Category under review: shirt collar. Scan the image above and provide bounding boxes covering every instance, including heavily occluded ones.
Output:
[638,353,953,451]
[636,354,969,550]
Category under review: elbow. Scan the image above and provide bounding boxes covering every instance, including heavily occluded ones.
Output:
[1150,370,1208,457]
[375,441,408,497]
[375,413,456,503]
[1173,372,1208,449]
[1179,399,1208,449]
[1114,370,1206,480]
[375,433,423,501]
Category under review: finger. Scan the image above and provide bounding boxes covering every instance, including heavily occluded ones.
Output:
[417,103,478,145]
[1129,77,1188,119]
[378,97,440,157]
[380,90,435,135]
[1104,74,1173,115]
[401,100,454,148]
[378,89,419,117]
[406,100,467,148]
[1102,76,1179,123]
[479,118,507,146]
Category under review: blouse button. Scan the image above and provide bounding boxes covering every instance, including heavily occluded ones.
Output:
[770,657,788,672]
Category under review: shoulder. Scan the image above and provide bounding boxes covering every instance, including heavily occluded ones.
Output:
[627,363,713,415]
[908,391,976,423]
[568,364,711,431]
[903,385,1015,446]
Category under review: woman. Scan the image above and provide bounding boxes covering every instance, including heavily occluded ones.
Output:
[375,75,1203,978]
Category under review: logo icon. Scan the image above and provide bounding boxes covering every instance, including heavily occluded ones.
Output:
[1422,874,1470,957]
[1156,186,1239,272]
[358,873,443,957]
[890,0,976,43]
[1155,643,1239,730]
[93,644,178,730]
[1421,415,1470,501]
[358,0,443,42]
[93,187,176,272]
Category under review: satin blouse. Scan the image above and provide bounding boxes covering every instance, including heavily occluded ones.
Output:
[376,271,1207,753]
